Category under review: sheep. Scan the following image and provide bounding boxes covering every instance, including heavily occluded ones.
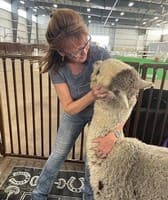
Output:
[86,58,168,200]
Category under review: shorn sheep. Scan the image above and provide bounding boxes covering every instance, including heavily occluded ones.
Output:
[86,58,168,200]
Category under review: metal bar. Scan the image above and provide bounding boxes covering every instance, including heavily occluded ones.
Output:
[141,88,153,141]
[158,106,168,146]
[0,92,6,156]
[48,75,52,154]
[2,58,14,153]
[0,54,41,59]
[104,0,119,26]
[20,58,29,155]
[30,61,37,156]
[4,153,84,163]
[158,69,168,145]
[57,97,60,130]
[159,68,166,90]
[39,68,44,157]
[12,58,21,154]
[150,68,167,144]
[72,144,76,159]
[79,129,84,160]
[132,65,147,137]
[141,67,156,141]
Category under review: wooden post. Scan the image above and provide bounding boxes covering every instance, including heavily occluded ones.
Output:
[0,92,6,156]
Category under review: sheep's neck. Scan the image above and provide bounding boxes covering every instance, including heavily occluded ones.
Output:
[93,102,131,127]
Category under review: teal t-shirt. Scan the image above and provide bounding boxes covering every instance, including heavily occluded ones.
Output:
[49,44,111,101]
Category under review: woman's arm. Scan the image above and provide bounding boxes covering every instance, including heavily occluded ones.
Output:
[54,83,108,115]
[92,122,124,158]
[92,133,118,158]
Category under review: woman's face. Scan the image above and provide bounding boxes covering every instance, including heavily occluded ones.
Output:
[61,34,91,63]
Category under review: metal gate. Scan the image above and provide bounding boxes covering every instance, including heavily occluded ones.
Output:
[0,55,168,161]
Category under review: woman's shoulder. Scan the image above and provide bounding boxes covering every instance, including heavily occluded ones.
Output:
[90,42,104,53]
[49,63,66,74]
[48,64,68,84]
[89,43,111,61]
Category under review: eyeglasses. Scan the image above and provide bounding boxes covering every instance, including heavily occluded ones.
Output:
[63,35,91,59]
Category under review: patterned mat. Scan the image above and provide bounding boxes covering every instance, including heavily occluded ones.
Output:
[0,166,84,200]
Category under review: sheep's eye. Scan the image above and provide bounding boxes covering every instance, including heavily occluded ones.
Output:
[113,89,120,96]
[95,70,100,75]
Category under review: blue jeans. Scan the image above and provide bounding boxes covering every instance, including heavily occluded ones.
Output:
[31,110,94,200]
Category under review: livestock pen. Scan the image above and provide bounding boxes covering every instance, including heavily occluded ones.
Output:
[0,48,168,199]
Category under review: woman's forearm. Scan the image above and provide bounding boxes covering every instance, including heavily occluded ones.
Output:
[55,83,108,115]
[64,91,95,115]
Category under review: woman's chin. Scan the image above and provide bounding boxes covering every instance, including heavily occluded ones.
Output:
[70,56,87,63]
[80,57,87,63]
[78,55,88,63]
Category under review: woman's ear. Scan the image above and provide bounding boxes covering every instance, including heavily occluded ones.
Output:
[57,50,65,57]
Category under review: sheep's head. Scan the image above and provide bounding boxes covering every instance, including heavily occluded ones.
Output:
[91,58,153,109]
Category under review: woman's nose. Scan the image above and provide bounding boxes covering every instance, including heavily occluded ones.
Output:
[81,46,89,55]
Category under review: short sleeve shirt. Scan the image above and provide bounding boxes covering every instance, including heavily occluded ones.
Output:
[49,44,111,101]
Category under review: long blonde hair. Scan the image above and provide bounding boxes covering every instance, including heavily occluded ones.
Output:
[41,8,88,73]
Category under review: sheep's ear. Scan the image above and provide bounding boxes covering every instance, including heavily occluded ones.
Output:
[137,79,153,89]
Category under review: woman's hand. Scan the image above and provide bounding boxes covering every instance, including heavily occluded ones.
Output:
[91,85,109,100]
[92,132,118,159]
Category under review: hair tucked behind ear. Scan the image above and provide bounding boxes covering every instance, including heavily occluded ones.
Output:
[40,8,88,73]
[40,47,65,73]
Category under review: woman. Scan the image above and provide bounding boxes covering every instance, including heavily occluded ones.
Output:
[31,8,118,200]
